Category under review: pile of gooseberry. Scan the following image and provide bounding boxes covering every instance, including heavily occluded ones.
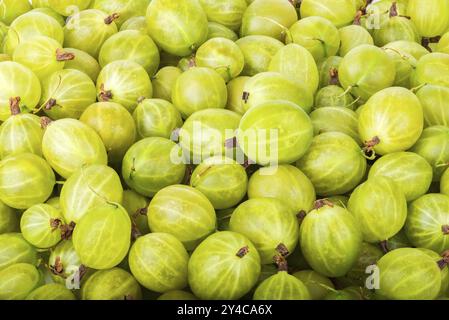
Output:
[1,0,449,301]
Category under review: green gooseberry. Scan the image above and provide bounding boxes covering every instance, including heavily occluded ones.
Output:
[190,156,248,210]
[236,35,284,76]
[133,99,182,140]
[48,240,83,286]
[80,102,137,164]
[339,45,396,102]
[195,37,245,82]
[229,198,299,264]
[63,9,118,59]
[358,87,424,156]
[60,164,123,224]
[317,55,342,88]
[179,109,241,163]
[188,231,261,300]
[376,248,441,300]
[152,67,182,103]
[81,268,142,300]
[242,72,313,113]
[0,263,41,300]
[147,185,216,250]
[418,248,449,298]
[73,203,131,270]
[406,194,449,254]
[30,7,66,26]
[324,287,366,300]
[368,152,433,201]
[348,176,408,243]
[92,0,151,28]
[63,48,101,82]
[382,39,429,60]
[26,283,76,300]
[0,233,38,270]
[287,16,340,62]
[40,69,97,120]
[407,0,449,38]
[122,137,186,198]
[120,16,149,34]
[0,111,43,160]
[172,67,227,119]
[310,107,361,145]
[0,0,32,25]
[297,132,367,197]
[226,76,250,115]
[339,25,374,56]
[241,0,298,41]
[46,197,60,210]
[96,60,153,113]
[0,153,55,209]
[128,233,189,293]
[237,100,313,166]
[292,270,335,300]
[253,271,311,300]
[326,195,349,208]
[146,0,208,57]
[158,290,197,300]
[48,0,91,16]
[248,165,316,216]
[20,204,64,249]
[314,85,355,110]
[416,85,449,127]
[42,118,108,179]
[122,190,150,236]
[299,201,363,277]
[99,30,160,76]
[0,201,18,234]
[268,43,319,94]
[200,0,247,31]
[411,53,449,88]
[0,61,41,122]
[300,0,357,28]
[382,43,418,88]
[207,22,238,41]
[410,126,449,181]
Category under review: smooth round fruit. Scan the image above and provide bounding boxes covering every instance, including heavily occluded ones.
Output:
[81,268,142,300]
[300,0,357,28]
[226,76,249,115]
[20,204,64,249]
[237,100,313,166]
[376,248,441,300]
[293,270,335,300]
[99,30,160,76]
[406,194,449,253]
[382,43,418,88]
[0,263,40,300]
[207,22,238,41]
[158,290,197,300]
[358,87,423,155]
[96,60,153,113]
[0,0,32,25]
[195,37,244,82]
[0,61,41,122]
[0,112,43,160]
[373,12,420,47]
[338,45,396,101]
[72,203,131,270]
[411,126,449,181]
[200,0,247,31]
[120,16,149,34]
[0,233,38,270]
[411,53,449,88]
[407,0,449,37]
[419,248,449,298]
[40,69,97,120]
[60,164,123,224]
[152,67,182,103]
[122,190,149,236]
[314,85,355,110]
[179,109,241,162]
[42,119,107,179]
[80,102,136,163]
[236,35,284,76]
[287,16,340,62]
[122,138,186,198]
[369,152,433,201]
[382,39,430,60]
[297,132,367,196]
[268,43,319,94]
[348,176,407,243]
[241,0,298,41]
[147,185,216,250]
[63,48,101,82]
[188,231,261,300]
[0,153,55,209]
[190,156,248,210]
[48,0,91,16]
[242,72,313,113]
[129,233,189,292]
[172,67,227,118]
[317,56,342,87]
[133,99,182,140]
[339,25,374,56]
[299,202,363,277]
[63,9,118,59]
[416,85,449,127]
[30,7,66,26]
[146,0,208,56]
[248,165,315,216]
[26,283,76,300]
[0,201,18,234]
[92,0,151,27]
[253,271,311,300]
[48,240,82,285]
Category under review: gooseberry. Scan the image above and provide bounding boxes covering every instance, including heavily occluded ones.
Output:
[0,233,38,270]
[92,0,151,28]
[407,0,449,38]
[63,48,101,82]
[411,53,449,88]
[0,263,41,300]
[339,24,374,56]
[26,283,76,300]
[200,0,247,31]
[48,0,91,16]
[152,67,182,103]
[207,22,238,41]
[48,240,83,285]
[292,270,335,300]
[253,270,311,300]
[300,0,358,28]
[0,0,31,25]
[0,201,18,234]
[314,85,355,110]
[416,85,449,127]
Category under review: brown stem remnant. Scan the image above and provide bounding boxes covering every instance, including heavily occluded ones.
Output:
[60,222,76,240]
[422,36,441,52]
[276,243,290,257]
[438,250,449,270]
[9,97,21,115]
[389,2,398,18]
[50,256,64,276]
[236,246,250,258]
[363,136,380,158]
[242,91,250,104]
[135,207,148,218]
[40,116,53,129]
[288,0,301,9]
[104,13,120,25]
[45,98,57,110]
[314,199,334,210]
[99,84,113,101]
[353,10,363,25]
[56,48,75,61]
[442,225,449,235]
[329,67,339,85]
[380,240,389,254]
[131,221,142,241]
[273,255,289,272]
[50,218,62,232]
[296,210,307,224]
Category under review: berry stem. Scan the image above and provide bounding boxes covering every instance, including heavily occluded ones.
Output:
[236,246,249,258]
[9,97,21,115]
